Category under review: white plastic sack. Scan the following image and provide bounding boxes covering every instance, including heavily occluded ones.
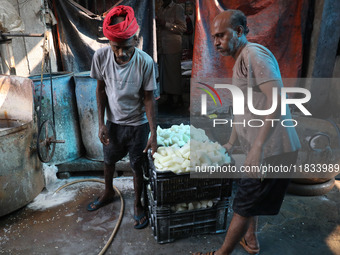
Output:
[0,0,25,32]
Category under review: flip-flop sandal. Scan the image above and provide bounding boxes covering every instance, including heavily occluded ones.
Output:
[134,212,149,229]
[192,252,215,255]
[239,237,260,254]
[87,197,114,211]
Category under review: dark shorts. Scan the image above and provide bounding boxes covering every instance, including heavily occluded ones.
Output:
[232,151,298,217]
[103,121,149,171]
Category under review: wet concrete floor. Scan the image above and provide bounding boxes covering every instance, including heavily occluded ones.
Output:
[1,174,340,255]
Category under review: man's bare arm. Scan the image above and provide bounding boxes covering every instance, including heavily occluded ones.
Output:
[244,80,281,167]
[96,80,109,145]
[143,90,157,155]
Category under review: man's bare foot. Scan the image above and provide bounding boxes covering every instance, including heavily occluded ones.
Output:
[243,233,259,251]
[134,205,148,229]
[98,191,115,203]
[214,249,228,255]
[87,191,115,211]
[239,237,260,254]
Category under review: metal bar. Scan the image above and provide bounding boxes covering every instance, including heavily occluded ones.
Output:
[103,0,124,16]
[0,53,4,74]
[68,0,97,17]
[1,33,44,37]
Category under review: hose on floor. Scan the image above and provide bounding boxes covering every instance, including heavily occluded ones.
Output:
[54,179,124,255]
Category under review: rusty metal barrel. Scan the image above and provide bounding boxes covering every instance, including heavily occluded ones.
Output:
[0,76,44,217]
[74,71,103,161]
[30,72,84,164]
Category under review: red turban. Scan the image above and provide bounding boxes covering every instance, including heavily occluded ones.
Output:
[103,5,139,41]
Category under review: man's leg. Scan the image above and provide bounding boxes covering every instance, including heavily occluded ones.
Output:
[100,163,116,202]
[215,213,252,255]
[87,163,116,211]
[132,163,147,227]
[243,216,259,251]
[129,123,149,228]
[194,213,259,255]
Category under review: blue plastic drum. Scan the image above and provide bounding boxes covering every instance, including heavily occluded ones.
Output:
[30,72,84,164]
[74,71,104,161]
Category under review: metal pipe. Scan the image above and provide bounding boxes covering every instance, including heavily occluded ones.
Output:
[7,40,16,75]
[1,33,44,38]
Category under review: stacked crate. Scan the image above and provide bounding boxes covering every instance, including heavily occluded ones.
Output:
[147,153,232,243]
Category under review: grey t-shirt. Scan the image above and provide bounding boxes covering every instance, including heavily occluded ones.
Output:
[90,47,157,126]
[232,43,301,158]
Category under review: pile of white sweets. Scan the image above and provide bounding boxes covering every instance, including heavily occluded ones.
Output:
[153,124,231,173]
[171,200,215,212]
[156,124,208,146]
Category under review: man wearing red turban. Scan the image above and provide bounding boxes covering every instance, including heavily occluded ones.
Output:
[103,5,139,42]
[88,5,157,230]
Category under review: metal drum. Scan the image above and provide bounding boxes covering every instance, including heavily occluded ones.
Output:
[30,72,84,164]
[74,71,103,161]
[0,76,44,217]
[288,116,340,195]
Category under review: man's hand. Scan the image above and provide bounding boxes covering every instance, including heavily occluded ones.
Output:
[98,125,109,146]
[223,142,233,155]
[243,145,263,178]
[143,90,157,156]
[143,134,157,156]
[244,145,262,166]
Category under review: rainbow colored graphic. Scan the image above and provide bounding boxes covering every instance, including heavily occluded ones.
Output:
[197,82,222,106]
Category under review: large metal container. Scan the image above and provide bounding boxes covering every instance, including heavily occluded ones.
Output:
[0,76,44,217]
[74,71,103,161]
[288,116,340,195]
[30,72,84,164]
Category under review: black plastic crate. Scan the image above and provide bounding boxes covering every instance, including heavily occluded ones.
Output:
[148,188,229,244]
[147,153,232,205]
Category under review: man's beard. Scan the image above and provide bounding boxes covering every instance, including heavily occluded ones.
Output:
[217,36,239,57]
[117,56,130,63]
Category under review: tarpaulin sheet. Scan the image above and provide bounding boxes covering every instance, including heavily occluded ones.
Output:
[192,0,309,80]
[53,0,156,73]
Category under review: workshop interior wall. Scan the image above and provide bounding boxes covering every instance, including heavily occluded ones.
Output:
[4,0,57,77]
